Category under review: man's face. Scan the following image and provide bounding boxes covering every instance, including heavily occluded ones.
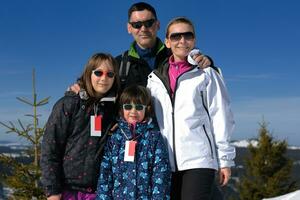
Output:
[127,10,160,49]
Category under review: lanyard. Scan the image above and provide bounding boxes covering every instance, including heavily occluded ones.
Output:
[120,127,141,141]
[93,103,98,116]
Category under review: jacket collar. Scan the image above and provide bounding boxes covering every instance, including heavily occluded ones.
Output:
[128,38,166,59]
[118,118,154,137]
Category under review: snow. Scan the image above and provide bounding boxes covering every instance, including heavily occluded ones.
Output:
[231,139,258,148]
[231,140,300,150]
[263,190,300,200]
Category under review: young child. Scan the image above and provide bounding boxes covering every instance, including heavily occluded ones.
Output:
[96,85,171,200]
[41,53,120,200]
[147,17,236,200]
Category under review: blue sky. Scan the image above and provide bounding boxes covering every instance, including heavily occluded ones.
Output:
[0,0,300,145]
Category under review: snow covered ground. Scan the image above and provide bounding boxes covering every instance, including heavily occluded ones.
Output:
[263,190,300,200]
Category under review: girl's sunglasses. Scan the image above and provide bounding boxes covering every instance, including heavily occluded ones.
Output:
[129,19,156,29]
[92,70,115,78]
[123,104,146,111]
[169,32,195,42]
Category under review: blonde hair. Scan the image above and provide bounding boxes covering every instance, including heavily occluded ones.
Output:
[165,17,195,38]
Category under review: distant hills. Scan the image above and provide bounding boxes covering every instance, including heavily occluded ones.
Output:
[0,139,299,199]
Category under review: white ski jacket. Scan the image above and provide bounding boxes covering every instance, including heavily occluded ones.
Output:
[147,64,235,172]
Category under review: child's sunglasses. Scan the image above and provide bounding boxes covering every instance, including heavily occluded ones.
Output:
[123,104,146,111]
[169,31,195,42]
[129,19,156,29]
[92,70,115,78]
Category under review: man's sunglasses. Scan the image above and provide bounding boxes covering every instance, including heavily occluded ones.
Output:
[169,32,195,42]
[129,19,156,29]
[92,70,115,78]
[123,104,146,111]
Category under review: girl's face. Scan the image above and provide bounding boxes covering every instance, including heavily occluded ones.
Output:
[165,22,195,62]
[91,61,115,96]
[122,102,146,124]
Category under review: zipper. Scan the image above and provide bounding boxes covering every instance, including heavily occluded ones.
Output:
[202,125,214,159]
[171,67,196,171]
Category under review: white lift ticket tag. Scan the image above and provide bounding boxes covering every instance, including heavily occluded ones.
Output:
[90,115,102,137]
[124,140,137,162]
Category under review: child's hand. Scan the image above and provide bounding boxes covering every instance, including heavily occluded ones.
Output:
[47,194,61,200]
[110,123,119,132]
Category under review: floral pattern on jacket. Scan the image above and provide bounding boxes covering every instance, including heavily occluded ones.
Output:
[96,118,171,200]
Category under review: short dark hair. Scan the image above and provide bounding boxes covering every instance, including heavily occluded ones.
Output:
[119,85,153,120]
[128,2,157,21]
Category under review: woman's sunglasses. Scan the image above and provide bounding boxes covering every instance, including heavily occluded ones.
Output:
[92,70,115,78]
[169,32,195,42]
[123,104,146,111]
[129,19,156,29]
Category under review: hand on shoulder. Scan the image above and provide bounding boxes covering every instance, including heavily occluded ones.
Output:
[47,194,62,200]
[67,83,81,94]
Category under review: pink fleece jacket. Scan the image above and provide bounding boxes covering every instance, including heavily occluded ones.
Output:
[168,56,191,96]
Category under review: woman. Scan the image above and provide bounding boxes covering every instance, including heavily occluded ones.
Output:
[147,17,236,200]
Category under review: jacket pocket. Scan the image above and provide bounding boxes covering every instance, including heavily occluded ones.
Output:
[202,124,214,159]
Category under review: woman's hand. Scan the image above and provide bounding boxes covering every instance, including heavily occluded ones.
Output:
[219,167,231,186]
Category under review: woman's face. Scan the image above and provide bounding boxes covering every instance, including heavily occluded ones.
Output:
[165,22,195,62]
[91,60,115,96]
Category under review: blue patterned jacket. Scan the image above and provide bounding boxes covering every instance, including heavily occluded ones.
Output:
[96,118,171,200]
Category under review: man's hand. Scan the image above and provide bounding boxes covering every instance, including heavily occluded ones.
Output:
[69,83,81,94]
[192,54,211,69]
[47,194,61,200]
[219,167,231,186]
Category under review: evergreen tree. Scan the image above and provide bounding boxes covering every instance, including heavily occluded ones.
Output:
[0,69,50,199]
[238,120,297,200]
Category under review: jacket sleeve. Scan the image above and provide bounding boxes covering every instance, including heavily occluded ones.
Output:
[40,96,76,196]
[205,68,236,168]
[96,137,114,200]
[151,132,171,200]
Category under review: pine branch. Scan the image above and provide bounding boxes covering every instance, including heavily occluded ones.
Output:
[37,96,50,106]
[16,97,33,106]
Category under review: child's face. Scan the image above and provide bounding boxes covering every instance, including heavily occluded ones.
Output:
[165,22,195,62]
[122,103,146,124]
[91,61,115,96]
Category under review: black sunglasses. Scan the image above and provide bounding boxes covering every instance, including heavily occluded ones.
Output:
[123,104,146,111]
[92,70,115,78]
[169,32,195,42]
[129,19,156,29]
